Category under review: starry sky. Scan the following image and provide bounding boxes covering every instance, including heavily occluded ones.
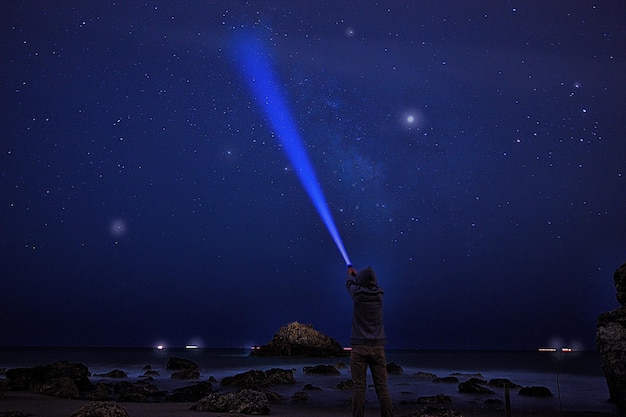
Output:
[2,1,625,350]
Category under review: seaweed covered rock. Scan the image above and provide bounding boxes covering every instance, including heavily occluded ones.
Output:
[597,262,626,413]
[251,321,347,357]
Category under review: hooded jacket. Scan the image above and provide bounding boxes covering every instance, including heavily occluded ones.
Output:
[346,266,387,346]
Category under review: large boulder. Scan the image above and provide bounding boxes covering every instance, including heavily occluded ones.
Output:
[220,369,295,389]
[70,401,130,417]
[167,380,214,402]
[6,361,92,393]
[191,389,270,415]
[597,262,626,413]
[37,376,80,399]
[251,321,347,357]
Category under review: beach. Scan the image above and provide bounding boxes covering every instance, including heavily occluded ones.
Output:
[0,348,619,417]
[0,390,618,417]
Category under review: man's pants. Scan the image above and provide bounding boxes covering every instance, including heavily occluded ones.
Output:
[350,345,393,417]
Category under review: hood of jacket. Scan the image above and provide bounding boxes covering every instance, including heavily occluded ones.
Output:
[357,266,378,288]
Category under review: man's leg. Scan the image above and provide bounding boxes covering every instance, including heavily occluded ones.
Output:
[350,346,368,417]
[369,346,393,417]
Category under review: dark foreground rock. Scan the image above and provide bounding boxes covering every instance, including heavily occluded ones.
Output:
[400,406,463,417]
[220,369,295,389]
[302,364,340,376]
[70,401,130,417]
[167,380,214,402]
[191,389,270,415]
[597,261,626,414]
[6,361,92,393]
[251,321,347,356]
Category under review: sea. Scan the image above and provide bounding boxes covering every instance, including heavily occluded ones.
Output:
[0,347,617,414]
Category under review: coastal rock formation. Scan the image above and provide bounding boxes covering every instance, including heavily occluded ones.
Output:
[37,376,80,398]
[220,368,295,389]
[166,357,199,371]
[302,364,340,376]
[70,401,130,417]
[387,362,404,375]
[167,380,214,402]
[5,361,92,393]
[191,389,270,415]
[487,378,521,388]
[458,378,494,395]
[400,406,463,417]
[597,261,626,414]
[251,321,347,357]
[95,369,127,378]
[518,385,552,397]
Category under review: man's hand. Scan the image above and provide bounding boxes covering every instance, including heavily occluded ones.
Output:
[347,266,357,277]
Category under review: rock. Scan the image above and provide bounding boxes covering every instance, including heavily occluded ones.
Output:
[335,361,348,369]
[111,380,165,403]
[433,376,458,384]
[96,370,127,378]
[70,401,130,417]
[37,376,80,398]
[220,369,295,389]
[6,361,92,393]
[88,383,110,400]
[458,378,494,395]
[171,370,200,380]
[387,362,404,375]
[263,390,283,403]
[251,321,347,357]
[166,357,199,371]
[400,406,464,417]
[141,364,152,371]
[518,386,553,397]
[291,391,309,403]
[335,379,353,390]
[0,378,6,398]
[488,378,521,388]
[400,394,452,405]
[142,370,160,377]
[303,364,340,376]
[418,394,452,404]
[191,389,270,415]
[451,372,483,379]
[597,262,626,413]
[168,380,214,402]
[303,383,321,390]
[415,371,437,379]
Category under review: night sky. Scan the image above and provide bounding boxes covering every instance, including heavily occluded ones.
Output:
[2,1,625,350]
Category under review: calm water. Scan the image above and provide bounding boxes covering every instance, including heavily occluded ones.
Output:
[0,347,614,413]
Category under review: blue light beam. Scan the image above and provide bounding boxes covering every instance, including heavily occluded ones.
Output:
[233,35,351,266]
